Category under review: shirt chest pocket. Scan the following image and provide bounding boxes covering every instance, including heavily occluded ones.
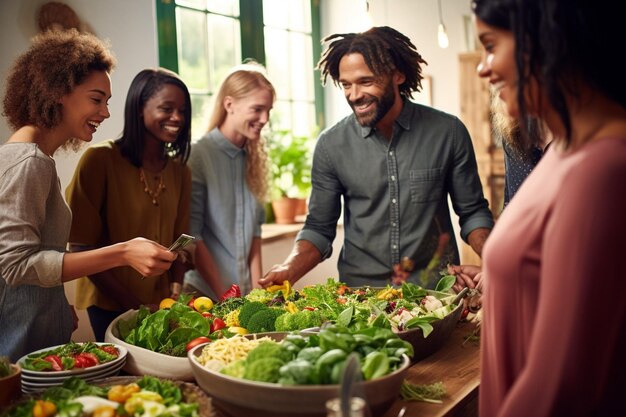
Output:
[410,168,444,203]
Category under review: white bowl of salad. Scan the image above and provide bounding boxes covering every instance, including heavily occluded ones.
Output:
[104,309,194,381]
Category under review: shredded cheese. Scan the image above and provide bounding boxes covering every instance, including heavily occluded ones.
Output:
[197,335,274,367]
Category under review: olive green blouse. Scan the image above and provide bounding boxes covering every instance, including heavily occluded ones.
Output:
[66,140,191,311]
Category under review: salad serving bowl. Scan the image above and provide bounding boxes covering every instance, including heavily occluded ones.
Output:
[396,299,464,362]
[188,332,410,417]
[104,309,194,381]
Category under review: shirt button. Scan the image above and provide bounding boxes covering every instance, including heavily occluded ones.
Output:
[392,199,397,204]
[392,222,396,227]
[391,175,396,181]
[392,245,397,249]
[389,151,393,156]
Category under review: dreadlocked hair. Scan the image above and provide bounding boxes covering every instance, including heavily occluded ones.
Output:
[317,26,427,99]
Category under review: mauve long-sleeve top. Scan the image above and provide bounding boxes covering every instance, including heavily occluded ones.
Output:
[480,137,626,417]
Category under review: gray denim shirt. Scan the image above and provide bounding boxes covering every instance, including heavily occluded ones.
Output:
[297,100,494,288]
[185,129,265,298]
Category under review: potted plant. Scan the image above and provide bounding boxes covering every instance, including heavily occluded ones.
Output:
[0,356,21,407]
[266,128,315,224]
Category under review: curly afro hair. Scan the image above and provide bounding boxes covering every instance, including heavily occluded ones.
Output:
[2,29,116,131]
[317,26,427,99]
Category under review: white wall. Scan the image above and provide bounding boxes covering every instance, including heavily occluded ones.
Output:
[1,0,477,341]
[0,0,159,189]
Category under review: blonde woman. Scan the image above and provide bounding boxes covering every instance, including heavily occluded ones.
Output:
[184,62,274,299]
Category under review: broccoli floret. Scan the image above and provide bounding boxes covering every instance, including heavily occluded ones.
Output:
[246,308,285,333]
[221,359,246,378]
[247,341,292,364]
[274,310,324,332]
[238,301,269,328]
[242,357,284,383]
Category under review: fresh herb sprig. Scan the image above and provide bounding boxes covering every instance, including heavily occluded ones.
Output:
[400,380,447,403]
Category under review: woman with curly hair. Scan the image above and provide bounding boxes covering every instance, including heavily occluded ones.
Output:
[0,30,176,361]
[183,62,274,298]
[65,68,192,341]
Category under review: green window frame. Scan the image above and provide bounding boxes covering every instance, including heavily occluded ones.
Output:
[155,0,323,139]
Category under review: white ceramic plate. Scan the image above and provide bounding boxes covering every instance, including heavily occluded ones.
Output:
[21,360,125,386]
[19,343,127,378]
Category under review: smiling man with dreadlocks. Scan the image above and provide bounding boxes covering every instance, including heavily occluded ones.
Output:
[259,26,493,290]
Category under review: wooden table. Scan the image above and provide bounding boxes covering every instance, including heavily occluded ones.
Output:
[382,322,481,417]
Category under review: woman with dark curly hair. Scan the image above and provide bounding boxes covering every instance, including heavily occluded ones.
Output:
[473,0,626,415]
[0,30,176,361]
[65,68,193,341]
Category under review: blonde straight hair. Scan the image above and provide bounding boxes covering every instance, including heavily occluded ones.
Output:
[208,63,275,202]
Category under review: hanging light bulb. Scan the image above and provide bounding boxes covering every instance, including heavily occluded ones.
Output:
[437,0,449,49]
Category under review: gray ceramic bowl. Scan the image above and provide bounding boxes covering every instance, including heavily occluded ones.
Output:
[188,333,410,417]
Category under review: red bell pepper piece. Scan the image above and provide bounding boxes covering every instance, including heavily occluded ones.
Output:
[219,284,241,301]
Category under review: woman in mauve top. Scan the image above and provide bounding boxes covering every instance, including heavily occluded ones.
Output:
[473,0,626,415]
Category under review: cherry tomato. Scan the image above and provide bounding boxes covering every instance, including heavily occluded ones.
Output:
[186,336,211,351]
[74,352,99,368]
[210,317,226,333]
[100,345,119,357]
[187,297,197,308]
[43,355,63,371]
[201,312,213,318]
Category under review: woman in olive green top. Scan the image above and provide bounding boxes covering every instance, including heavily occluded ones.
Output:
[66,68,192,341]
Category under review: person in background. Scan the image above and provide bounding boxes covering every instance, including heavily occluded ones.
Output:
[473,0,626,415]
[183,62,273,299]
[260,26,493,290]
[450,92,549,293]
[0,30,176,361]
[65,68,192,341]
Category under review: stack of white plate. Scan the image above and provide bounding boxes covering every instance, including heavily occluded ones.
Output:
[18,343,127,394]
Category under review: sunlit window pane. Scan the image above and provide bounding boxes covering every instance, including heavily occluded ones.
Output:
[271,101,292,131]
[177,8,208,91]
[291,102,316,137]
[206,0,239,16]
[191,95,213,141]
[207,14,241,93]
[264,27,290,100]
[262,0,289,29]
[289,32,314,101]
[263,0,310,31]
[176,0,205,11]
[289,0,311,32]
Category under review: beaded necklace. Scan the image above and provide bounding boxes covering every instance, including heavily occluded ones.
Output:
[139,168,165,205]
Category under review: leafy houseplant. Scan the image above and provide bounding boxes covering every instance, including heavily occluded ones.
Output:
[266,128,314,223]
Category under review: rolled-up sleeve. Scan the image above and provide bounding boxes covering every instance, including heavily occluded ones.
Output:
[447,118,494,241]
[296,135,343,260]
[0,157,65,287]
